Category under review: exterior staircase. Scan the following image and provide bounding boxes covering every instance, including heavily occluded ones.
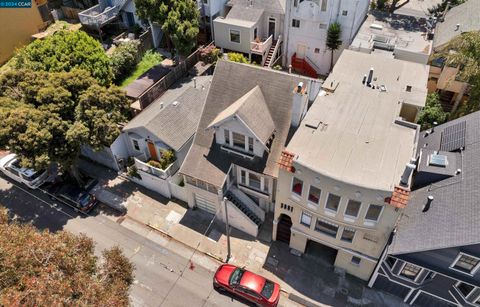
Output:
[439,90,455,112]
[291,53,319,78]
[263,40,278,67]
[225,190,262,226]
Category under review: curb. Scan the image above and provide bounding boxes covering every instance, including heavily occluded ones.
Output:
[124,216,226,265]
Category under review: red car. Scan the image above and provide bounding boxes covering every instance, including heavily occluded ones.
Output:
[213,264,280,307]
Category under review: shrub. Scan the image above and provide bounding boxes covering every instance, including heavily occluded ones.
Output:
[110,41,140,83]
[147,160,162,169]
[227,52,249,64]
[159,150,176,169]
[273,65,282,70]
[199,45,221,64]
[417,93,448,130]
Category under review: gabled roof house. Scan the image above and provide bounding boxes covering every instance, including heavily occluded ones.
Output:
[180,60,317,237]
[370,111,480,306]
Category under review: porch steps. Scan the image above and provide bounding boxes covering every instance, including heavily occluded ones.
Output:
[439,90,455,112]
[263,40,277,67]
[225,191,262,226]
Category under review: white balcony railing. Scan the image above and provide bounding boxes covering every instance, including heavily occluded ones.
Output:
[79,4,119,27]
[134,157,179,179]
[250,35,273,55]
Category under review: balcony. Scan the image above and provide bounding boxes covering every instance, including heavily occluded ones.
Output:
[250,35,273,55]
[134,157,179,179]
[78,0,126,28]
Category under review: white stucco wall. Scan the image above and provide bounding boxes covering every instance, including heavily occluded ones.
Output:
[284,0,369,74]
[214,119,267,158]
[214,18,257,54]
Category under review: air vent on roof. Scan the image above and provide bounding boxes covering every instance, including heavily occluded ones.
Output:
[305,119,321,129]
[370,23,383,30]
[429,154,448,167]
[172,101,179,106]
[373,35,388,43]
[440,121,466,152]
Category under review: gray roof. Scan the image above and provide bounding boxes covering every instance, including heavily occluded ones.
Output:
[180,60,309,187]
[227,0,285,14]
[433,0,480,49]
[207,85,275,145]
[123,76,212,151]
[226,5,264,22]
[390,111,480,255]
[124,64,171,99]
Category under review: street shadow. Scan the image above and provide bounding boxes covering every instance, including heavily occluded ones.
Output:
[213,288,256,307]
[0,174,103,233]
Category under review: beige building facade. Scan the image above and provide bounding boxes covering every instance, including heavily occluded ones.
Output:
[273,50,429,281]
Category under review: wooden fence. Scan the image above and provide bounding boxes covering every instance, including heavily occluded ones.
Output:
[61,6,82,20]
[137,48,201,109]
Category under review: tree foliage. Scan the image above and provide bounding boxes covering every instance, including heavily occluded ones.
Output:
[326,22,342,71]
[0,206,134,306]
[441,31,480,119]
[110,41,140,84]
[0,69,130,172]
[417,93,448,130]
[14,30,113,86]
[134,0,199,56]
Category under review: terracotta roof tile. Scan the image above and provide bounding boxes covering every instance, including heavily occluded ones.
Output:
[278,150,295,172]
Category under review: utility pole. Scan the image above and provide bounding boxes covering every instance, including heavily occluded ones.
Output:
[223,197,231,263]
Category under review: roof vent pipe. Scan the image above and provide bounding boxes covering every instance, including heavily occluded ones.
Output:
[422,195,434,212]
[367,67,374,85]
[400,163,416,186]
[455,23,460,31]
[193,77,197,88]
[362,74,367,85]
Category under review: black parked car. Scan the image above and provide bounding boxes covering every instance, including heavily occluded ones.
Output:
[46,173,98,213]
[56,183,98,213]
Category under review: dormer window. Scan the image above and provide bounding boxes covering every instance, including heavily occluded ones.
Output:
[232,132,245,149]
[224,129,230,144]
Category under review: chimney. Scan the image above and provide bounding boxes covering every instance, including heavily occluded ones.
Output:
[367,67,374,85]
[400,163,416,186]
[422,195,434,212]
[291,82,308,128]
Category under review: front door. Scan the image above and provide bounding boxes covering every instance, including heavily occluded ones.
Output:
[268,18,276,39]
[147,141,158,161]
[276,214,292,244]
[296,44,307,59]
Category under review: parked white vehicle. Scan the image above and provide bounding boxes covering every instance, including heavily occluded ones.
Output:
[0,154,49,189]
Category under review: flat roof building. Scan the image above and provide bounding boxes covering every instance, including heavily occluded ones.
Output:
[273,50,429,281]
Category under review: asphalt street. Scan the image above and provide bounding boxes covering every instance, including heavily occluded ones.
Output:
[0,174,263,307]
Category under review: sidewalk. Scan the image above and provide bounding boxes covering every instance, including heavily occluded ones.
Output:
[79,159,407,307]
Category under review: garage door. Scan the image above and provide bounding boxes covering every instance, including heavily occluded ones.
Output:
[195,194,217,215]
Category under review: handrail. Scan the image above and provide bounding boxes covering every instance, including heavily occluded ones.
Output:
[250,35,273,55]
[268,34,282,68]
[304,54,322,74]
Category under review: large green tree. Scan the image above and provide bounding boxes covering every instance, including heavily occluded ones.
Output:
[326,22,342,72]
[134,0,200,56]
[14,30,113,86]
[441,31,480,119]
[0,69,129,180]
[0,207,134,305]
[417,92,449,130]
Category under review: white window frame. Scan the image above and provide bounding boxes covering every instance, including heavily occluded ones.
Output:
[340,227,356,243]
[224,129,231,146]
[450,252,480,276]
[351,256,361,266]
[307,184,321,206]
[364,204,384,222]
[344,199,362,219]
[238,168,269,194]
[131,138,141,152]
[292,19,300,28]
[454,281,477,300]
[300,211,312,228]
[229,29,241,43]
[398,262,425,284]
[324,192,341,214]
[291,176,303,199]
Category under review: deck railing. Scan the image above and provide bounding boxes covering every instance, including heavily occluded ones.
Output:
[250,35,273,55]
